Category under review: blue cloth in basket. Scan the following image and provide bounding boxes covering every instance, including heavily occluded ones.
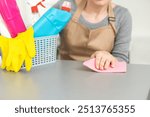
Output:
[33,8,72,37]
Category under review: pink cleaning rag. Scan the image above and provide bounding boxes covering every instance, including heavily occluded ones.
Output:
[83,58,127,73]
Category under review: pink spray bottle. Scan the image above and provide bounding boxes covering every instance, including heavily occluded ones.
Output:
[0,0,26,38]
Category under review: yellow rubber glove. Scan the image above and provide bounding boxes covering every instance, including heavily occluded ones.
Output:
[6,27,35,72]
[6,36,26,72]
[0,36,9,69]
[20,27,35,71]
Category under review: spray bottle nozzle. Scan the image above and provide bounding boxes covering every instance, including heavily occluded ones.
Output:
[37,0,46,8]
[61,1,71,12]
[31,0,46,13]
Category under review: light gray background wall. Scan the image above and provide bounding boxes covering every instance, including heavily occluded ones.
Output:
[113,0,150,64]
[114,0,150,37]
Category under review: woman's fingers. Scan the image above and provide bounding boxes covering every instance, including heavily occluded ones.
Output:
[92,51,117,70]
[104,59,110,70]
[99,57,106,70]
[95,57,101,69]
[111,58,117,68]
[91,53,95,58]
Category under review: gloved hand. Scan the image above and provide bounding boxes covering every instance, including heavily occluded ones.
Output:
[21,27,35,71]
[5,36,26,72]
[0,36,9,69]
[5,27,35,72]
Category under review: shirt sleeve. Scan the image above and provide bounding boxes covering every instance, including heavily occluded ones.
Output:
[112,9,132,63]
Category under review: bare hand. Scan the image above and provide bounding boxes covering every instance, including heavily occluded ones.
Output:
[91,51,117,70]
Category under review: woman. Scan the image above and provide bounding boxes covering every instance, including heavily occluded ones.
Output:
[54,0,132,70]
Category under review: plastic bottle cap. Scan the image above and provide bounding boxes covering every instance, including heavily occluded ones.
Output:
[61,1,71,12]
[31,6,38,13]
[61,7,71,12]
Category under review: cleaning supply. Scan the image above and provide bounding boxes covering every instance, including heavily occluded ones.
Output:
[0,27,35,72]
[0,36,9,69]
[0,7,71,71]
[33,7,72,37]
[29,0,46,24]
[0,38,1,66]
[5,27,35,72]
[61,1,71,12]
[0,32,1,65]
[0,0,26,38]
[39,0,59,14]
[6,36,27,72]
[83,58,127,73]
[0,56,2,67]
[0,6,71,72]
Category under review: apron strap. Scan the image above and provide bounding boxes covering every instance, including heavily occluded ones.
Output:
[108,2,117,34]
[72,0,87,22]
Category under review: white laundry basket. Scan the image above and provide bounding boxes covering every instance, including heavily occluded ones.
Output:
[22,35,58,68]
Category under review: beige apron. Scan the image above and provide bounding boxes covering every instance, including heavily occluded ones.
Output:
[59,0,116,61]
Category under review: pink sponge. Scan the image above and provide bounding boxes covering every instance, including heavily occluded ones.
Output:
[83,58,127,73]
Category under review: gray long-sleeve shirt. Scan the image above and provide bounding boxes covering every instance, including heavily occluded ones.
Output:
[53,0,132,62]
